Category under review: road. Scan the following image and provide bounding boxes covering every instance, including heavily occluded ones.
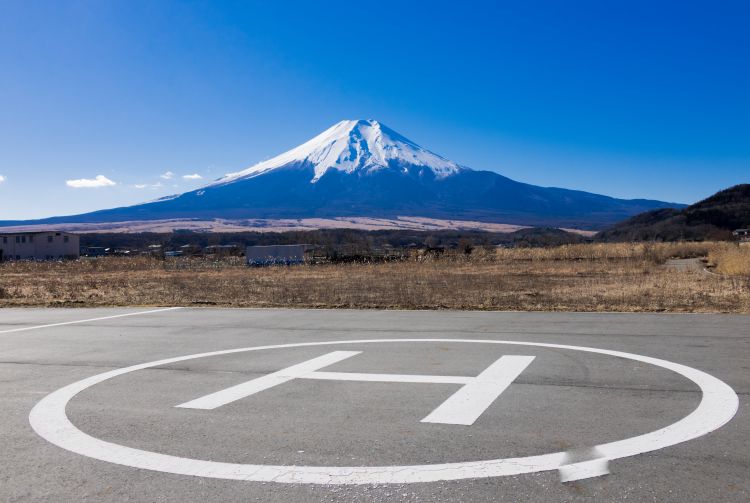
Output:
[1,308,748,502]
[663,258,708,273]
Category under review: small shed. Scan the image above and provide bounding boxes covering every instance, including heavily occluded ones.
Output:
[0,231,79,261]
[246,244,312,266]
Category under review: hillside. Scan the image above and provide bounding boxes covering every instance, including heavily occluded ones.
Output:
[598,184,750,241]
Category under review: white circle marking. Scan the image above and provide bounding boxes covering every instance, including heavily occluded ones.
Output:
[29,339,739,484]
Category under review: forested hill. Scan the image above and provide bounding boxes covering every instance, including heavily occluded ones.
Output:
[598,184,750,241]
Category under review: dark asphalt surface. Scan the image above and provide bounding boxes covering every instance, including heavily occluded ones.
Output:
[1,308,748,502]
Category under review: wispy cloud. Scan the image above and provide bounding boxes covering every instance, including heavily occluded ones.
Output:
[160,171,175,180]
[182,173,203,180]
[0,175,5,183]
[133,182,163,189]
[66,175,116,188]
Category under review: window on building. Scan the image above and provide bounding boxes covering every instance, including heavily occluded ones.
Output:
[21,236,26,243]
[64,236,69,243]
[15,236,20,243]
[2,237,6,244]
[29,235,34,243]
[48,236,53,243]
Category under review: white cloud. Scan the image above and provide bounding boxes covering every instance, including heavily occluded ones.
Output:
[134,182,163,189]
[0,175,5,183]
[66,175,116,188]
[160,171,175,180]
[183,173,203,180]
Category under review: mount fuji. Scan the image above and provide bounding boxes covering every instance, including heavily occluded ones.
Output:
[1,120,682,231]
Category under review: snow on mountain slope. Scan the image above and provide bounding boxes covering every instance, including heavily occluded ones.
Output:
[213,119,464,185]
[0,118,685,230]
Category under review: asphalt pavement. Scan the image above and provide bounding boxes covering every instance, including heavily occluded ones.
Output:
[0,308,748,502]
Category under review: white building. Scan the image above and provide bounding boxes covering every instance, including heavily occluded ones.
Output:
[0,231,80,261]
[246,244,312,266]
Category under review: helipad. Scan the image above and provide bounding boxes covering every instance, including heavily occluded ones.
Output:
[2,308,748,501]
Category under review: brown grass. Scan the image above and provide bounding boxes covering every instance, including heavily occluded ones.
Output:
[708,243,750,276]
[0,242,748,312]
[493,241,715,262]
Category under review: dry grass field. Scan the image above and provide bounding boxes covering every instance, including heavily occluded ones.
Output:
[708,243,750,275]
[0,242,748,312]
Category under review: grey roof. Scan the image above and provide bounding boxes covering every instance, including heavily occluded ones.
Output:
[0,230,78,236]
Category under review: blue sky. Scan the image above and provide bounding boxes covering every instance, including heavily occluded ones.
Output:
[0,0,748,219]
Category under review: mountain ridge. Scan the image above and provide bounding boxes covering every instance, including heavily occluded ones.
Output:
[0,120,684,231]
[598,184,750,241]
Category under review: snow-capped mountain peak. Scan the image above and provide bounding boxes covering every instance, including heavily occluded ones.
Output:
[2,119,682,230]
[214,119,464,185]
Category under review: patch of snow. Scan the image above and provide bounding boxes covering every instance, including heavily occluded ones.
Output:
[211,119,465,186]
[144,193,180,204]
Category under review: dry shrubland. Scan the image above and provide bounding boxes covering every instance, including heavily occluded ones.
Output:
[0,242,748,312]
[493,241,715,262]
[708,243,750,275]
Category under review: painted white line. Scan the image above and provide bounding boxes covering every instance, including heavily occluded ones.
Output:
[29,339,739,485]
[559,458,610,482]
[0,307,182,334]
[302,371,473,384]
[176,351,361,410]
[421,355,535,426]
[180,352,529,424]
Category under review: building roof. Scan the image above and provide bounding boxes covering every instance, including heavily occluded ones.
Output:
[0,230,78,236]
